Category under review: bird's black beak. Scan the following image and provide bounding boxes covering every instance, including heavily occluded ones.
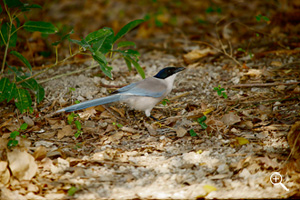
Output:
[174,67,185,73]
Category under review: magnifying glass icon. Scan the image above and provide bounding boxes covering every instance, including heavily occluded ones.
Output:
[270,172,289,191]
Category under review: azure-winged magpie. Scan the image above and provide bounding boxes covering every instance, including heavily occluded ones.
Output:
[55,67,185,117]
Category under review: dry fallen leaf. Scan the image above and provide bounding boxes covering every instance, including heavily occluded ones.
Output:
[245,69,262,77]
[7,148,37,181]
[23,116,34,127]
[287,121,300,159]
[176,126,187,137]
[79,107,97,120]
[235,137,250,145]
[183,48,214,64]
[108,131,124,142]
[144,122,157,136]
[33,146,48,161]
[221,112,241,126]
[203,184,217,193]
[57,125,73,139]
[0,161,10,185]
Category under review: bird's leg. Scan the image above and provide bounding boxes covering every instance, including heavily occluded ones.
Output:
[150,115,159,121]
[150,115,169,122]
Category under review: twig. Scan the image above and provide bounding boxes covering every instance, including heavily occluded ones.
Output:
[38,63,98,84]
[216,19,243,67]
[16,51,81,85]
[227,96,300,105]
[230,81,300,88]
[169,92,190,101]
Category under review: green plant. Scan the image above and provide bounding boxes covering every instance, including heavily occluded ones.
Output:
[161,98,170,106]
[65,19,145,79]
[189,116,208,137]
[214,85,228,99]
[67,186,79,196]
[197,116,208,129]
[67,113,82,138]
[1,0,145,114]
[255,14,270,23]
[7,123,28,148]
[0,0,58,113]
[113,122,123,128]
[237,47,253,59]
[205,4,222,14]
[189,129,197,137]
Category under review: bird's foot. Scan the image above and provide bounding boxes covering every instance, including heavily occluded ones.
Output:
[150,115,167,122]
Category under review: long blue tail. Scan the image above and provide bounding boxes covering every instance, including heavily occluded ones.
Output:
[55,95,121,113]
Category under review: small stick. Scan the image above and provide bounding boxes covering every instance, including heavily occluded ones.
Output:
[230,81,300,88]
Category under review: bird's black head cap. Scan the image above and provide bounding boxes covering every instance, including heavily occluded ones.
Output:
[154,67,185,79]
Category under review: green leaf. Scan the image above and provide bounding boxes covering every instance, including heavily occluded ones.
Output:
[17,76,38,91]
[52,29,74,46]
[36,84,45,104]
[22,4,42,10]
[7,139,19,148]
[199,122,208,129]
[69,39,84,47]
[117,41,136,48]
[74,120,81,131]
[0,78,17,102]
[154,18,163,27]
[161,98,170,106]
[16,76,44,103]
[197,116,207,123]
[92,50,107,64]
[78,39,91,50]
[116,123,123,128]
[126,57,145,79]
[99,27,114,54]
[0,5,2,13]
[113,19,144,43]
[68,113,75,124]
[125,49,140,58]
[14,88,32,113]
[237,48,245,52]
[93,51,112,78]
[10,51,32,72]
[262,16,270,22]
[86,28,113,46]
[10,131,20,139]
[67,186,78,196]
[4,0,23,8]
[0,23,17,47]
[197,116,208,129]
[19,123,28,131]
[74,131,82,139]
[124,57,132,71]
[189,129,197,137]
[24,21,58,34]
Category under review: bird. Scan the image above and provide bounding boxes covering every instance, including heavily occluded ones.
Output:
[55,67,185,118]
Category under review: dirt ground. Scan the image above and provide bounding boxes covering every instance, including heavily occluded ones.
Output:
[1,0,300,199]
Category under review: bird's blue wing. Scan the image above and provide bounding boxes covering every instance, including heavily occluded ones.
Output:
[122,86,164,97]
[112,82,138,94]
[115,78,166,98]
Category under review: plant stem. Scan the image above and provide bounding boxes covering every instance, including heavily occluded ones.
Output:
[38,63,98,84]
[16,51,81,84]
[1,26,12,78]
